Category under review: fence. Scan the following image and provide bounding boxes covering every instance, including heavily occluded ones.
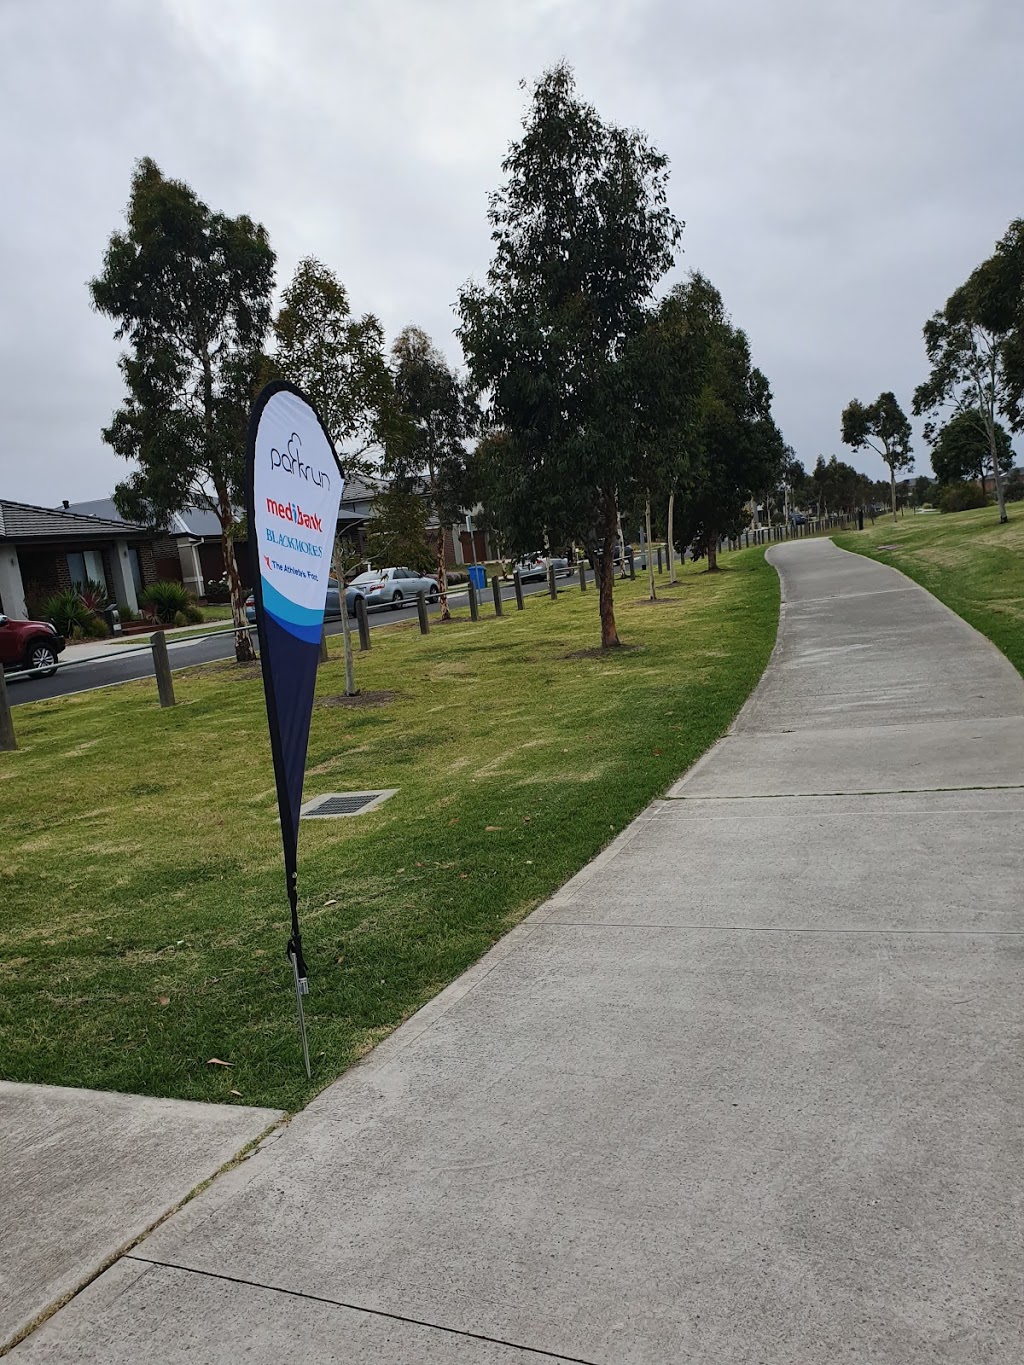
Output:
[0,516,859,748]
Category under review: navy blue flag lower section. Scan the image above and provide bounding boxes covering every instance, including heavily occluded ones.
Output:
[245,380,344,978]
[261,611,321,916]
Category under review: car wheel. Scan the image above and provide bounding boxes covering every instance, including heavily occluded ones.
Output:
[391,591,403,610]
[26,642,58,678]
[428,584,440,604]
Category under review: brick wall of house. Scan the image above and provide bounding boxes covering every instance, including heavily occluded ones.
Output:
[19,549,70,615]
[138,541,159,587]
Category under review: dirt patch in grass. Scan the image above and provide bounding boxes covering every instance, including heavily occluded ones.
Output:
[563,644,646,660]
[317,690,399,709]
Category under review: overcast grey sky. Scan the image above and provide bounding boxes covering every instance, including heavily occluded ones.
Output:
[2,0,1022,505]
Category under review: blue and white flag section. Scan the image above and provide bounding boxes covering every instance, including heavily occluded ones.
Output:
[245,381,344,1073]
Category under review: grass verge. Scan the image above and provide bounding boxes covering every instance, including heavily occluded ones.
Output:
[834,506,1024,677]
[1,550,778,1111]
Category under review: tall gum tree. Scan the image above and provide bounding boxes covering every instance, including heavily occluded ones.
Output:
[457,63,682,648]
[913,271,1009,524]
[929,408,1014,491]
[668,274,785,570]
[271,257,393,480]
[90,157,274,662]
[973,219,1024,441]
[389,326,474,621]
[841,392,913,524]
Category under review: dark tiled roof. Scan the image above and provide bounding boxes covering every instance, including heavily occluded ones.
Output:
[68,497,225,539]
[0,500,151,541]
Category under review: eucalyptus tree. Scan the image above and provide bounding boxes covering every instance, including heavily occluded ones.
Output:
[90,157,275,661]
[457,63,682,647]
[841,392,913,524]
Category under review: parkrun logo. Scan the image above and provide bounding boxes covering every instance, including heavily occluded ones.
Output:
[269,431,332,491]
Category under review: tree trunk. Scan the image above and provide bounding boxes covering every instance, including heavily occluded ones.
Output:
[219,506,256,664]
[599,489,621,649]
[667,490,677,584]
[983,418,1009,523]
[331,540,357,695]
[436,530,451,622]
[615,507,628,578]
[889,465,897,524]
[706,531,719,573]
[645,494,656,601]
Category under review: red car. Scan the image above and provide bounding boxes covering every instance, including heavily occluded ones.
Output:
[0,613,65,677]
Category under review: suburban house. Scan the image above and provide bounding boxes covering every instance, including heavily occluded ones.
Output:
[68,498,229,598]
[0,499,159,620]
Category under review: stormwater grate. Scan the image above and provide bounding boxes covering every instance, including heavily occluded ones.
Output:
[300,790,398,819]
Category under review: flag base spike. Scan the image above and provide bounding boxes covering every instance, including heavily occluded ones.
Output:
[289,949,311,1079]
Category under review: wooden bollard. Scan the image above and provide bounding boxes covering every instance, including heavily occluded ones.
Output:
[491,576,503,616]
[548,564,557,599]
[513,570,524,610]
[356,596,371,650]
[0,666,17,751]
[628,550,635,580]
[468,577,479,621]
[578,559,587,592]
[151,630,176,708]
[416,591,430,634]
[657,546,663,573]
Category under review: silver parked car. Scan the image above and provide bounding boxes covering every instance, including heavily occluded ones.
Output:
[514,554,574,582]
[348,566,440,610]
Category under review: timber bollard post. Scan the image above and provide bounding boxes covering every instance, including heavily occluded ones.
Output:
[513,569,524,610]
[491,575,503,616]
[319,626,329,663]
[416,591,430,634]
[0,666,16,751]
[356,596,371,650]
[468,577,479,621]
[578,559,587,592]
[547,563,557,599]
[656,546,663,573]
[151,630,176,708]
[628,549,635,580]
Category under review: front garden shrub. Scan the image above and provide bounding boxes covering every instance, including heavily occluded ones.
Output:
[139,580,194,624]
[938,482,988,514]
[42,589,107,640]
[205,577,231,604]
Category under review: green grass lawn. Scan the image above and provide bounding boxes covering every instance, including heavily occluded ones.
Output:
[1,551,778,1112]
[835,505,1024,677]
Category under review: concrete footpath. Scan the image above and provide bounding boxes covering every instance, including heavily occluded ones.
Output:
[11,540,1024,1362]
[0,1082,282,1352]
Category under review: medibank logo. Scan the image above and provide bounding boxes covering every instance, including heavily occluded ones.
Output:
[269,431,332,491]
[266,497,323,533]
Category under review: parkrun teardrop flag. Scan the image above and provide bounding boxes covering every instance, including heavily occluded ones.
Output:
[245,381,344,1075]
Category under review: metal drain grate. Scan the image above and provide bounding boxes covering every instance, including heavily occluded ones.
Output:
[300,789,398,819]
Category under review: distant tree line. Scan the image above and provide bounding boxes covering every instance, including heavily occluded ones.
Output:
[837,219,1024,525]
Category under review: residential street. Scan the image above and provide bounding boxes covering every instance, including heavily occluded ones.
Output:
[12,538,1024,1363]
[8,573,569,706]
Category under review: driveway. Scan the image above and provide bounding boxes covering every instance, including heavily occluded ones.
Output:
[11,539,1024,1362]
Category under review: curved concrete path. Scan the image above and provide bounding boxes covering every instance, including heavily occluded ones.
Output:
[13,540,1024,1362]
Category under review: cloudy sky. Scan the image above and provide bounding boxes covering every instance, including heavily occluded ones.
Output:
[2,0,1022,505]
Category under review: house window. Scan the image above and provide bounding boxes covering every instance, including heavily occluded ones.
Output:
[127,546,144,595]
[67,549,107,592]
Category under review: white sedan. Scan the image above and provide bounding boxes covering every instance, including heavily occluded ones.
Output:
[348,567,440,611]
